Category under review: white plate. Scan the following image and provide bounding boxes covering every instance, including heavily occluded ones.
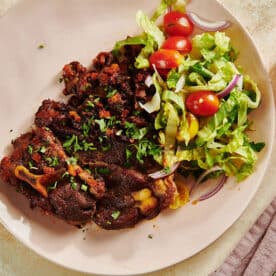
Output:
[0,0,274,275]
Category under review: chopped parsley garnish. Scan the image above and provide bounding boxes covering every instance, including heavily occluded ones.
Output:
[82,117,94,137]
[71,182,78,190]
[81,184,88,192]
[95,117,121,133]
[95,119,107,132]
[28,161,38,170]
[106,89,118,98]
[62,171,70,178]
[101,144,111,152]
[66,157,78,165]
[148,234,153,239]
[39,146,47,154]
[125,148,132,160]
[45,156,59,167]
[86,100,95,108]
[38,44,45,49]
[111,210,120,220]
[47,181,58,191]
[136,139,161,164]
[27,145,33,154]
[63,135,96,153]
[97,167,110,175]
[133,110,141,116]
[163,167,171,174]
[82,83,91,91]
[82,140,96,151]
[106,221,112,225]
[70,176,78,190]
[124,122,148,140]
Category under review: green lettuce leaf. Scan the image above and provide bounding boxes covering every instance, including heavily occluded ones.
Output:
[151,0,177,21]
[136,10,165,48]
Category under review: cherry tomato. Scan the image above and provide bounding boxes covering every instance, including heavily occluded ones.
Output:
[164,11,194,37]
[157,68,170,78]
[186,91,219,116]
[149,49,183,70]
[162,36,192,54]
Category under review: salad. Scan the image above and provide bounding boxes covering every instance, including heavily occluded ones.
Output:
[114,0,264,202]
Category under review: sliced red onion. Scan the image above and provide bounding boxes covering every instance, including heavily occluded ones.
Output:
[198,175,227,201]
[187,12,231,31]
[237,75,243,91]
[145,75,153,87]
[217,74,242,99]
[190,165,223,193]
[175,75,186,93]
[148,162,180,179]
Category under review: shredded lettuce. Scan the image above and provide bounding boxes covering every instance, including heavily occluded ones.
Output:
[139,73,161,113]
[112,6,264,183]
[192,32,231,61]
[136,10,165,48]
[151,0,177,21]
[178,88,261,181]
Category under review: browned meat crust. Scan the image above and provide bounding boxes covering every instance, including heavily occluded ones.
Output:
[0,45,176,229]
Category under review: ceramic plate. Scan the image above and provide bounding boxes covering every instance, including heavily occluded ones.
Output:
[0,0,274,275]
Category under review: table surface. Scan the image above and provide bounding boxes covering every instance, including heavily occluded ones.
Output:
[0,0,275,275]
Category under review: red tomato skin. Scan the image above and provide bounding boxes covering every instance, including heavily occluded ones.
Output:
[186,91,220,117]
[164,11,194,37]
[157,69,170,78]
[149,49,183,69]
[162,36,192,54]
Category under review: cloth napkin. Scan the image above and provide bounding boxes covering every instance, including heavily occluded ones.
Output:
[211,197,276,276]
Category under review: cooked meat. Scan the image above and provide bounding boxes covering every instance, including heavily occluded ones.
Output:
[105,164,149,191]
[49,181,96,225]
[94,206,139,230]
[0,45,177,230]
[77,139,127,166]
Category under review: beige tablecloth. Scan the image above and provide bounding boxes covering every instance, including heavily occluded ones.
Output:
[0,1,275,275]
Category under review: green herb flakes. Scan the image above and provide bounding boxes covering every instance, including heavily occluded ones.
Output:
[28,161,38,170]
[111,210,121,220]
[47,181,58,191]
[45,156,59,167]
[27,145,33,154]
[81,184,88,192]
[66,157,78,165]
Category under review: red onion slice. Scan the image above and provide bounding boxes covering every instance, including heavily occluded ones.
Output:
[187,12,231,31]
[217,74,242,99]
[237,75,243,91]
[198,175,227,201]
[190,165,223,193]
[148,162,180,179]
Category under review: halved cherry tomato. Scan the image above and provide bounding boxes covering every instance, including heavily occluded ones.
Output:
[164,11,194,37]
[149,49,183,70]
[162,36,192,54]
[157,69,170,78]
[186,91,219,116]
